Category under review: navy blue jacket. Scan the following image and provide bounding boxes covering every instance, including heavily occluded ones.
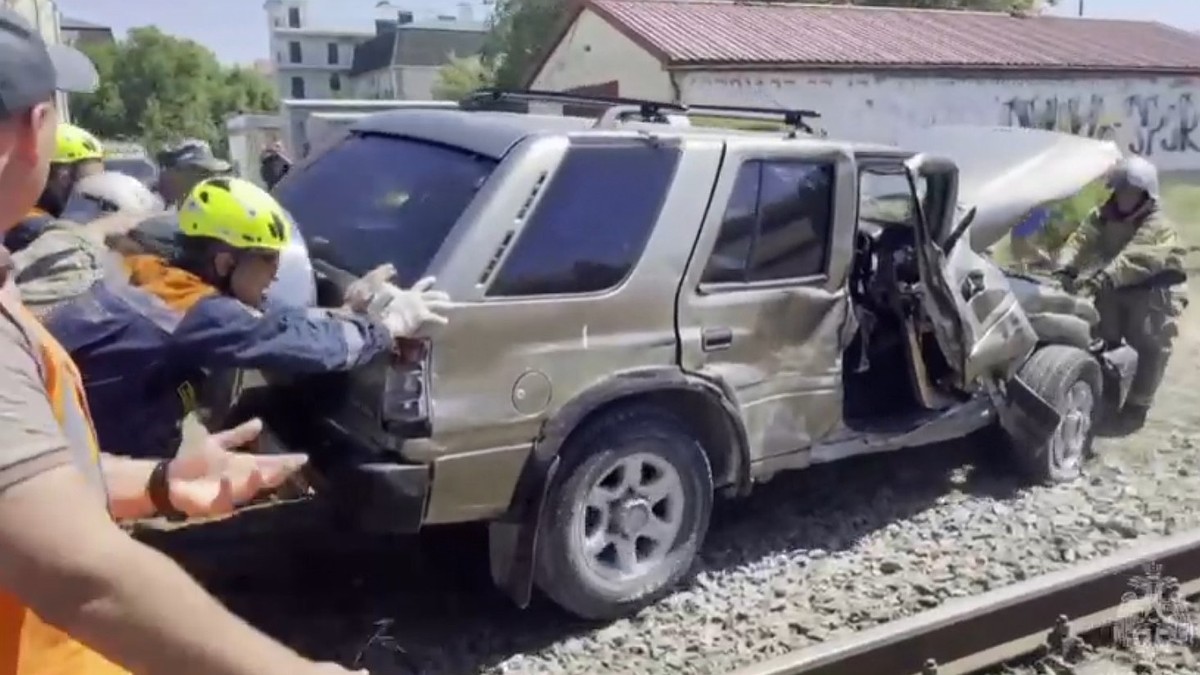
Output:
[44,254,392,458]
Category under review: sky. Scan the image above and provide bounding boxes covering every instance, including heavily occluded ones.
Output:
[55,0,1200,66]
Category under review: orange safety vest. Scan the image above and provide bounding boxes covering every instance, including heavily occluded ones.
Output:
[0,298,128,674]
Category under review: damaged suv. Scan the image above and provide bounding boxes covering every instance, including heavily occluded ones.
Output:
[259,92,1138,620]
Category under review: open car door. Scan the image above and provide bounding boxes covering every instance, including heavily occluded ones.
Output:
[903,153,1038,386]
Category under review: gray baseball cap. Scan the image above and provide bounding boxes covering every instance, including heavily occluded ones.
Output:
[157,139,232,173]
[0,7,98,117]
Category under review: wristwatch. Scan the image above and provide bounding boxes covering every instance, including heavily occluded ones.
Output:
[148,459,187,522]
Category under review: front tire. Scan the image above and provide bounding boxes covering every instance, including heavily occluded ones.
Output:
[1002,345,1102,484]
[534,405,714,620]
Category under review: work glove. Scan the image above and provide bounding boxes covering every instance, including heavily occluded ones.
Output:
[1052,267,1078,294]
[343,263,398,313]
[1076,270,1113,297]
[366,276,452,338]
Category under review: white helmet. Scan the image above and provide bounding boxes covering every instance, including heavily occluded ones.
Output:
[1106,155,1159,201]
[62,171,165,223]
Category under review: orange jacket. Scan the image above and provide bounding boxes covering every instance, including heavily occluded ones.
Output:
[0,301,127,674]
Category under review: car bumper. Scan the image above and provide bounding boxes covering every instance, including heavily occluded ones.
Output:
[316,457,430,534]
[273,419,431,534]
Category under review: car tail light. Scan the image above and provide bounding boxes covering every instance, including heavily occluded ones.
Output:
[380,337,431,436]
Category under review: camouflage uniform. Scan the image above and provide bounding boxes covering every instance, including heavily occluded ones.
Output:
[1059,198,1187,408]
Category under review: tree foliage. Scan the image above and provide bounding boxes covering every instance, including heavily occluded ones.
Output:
[484,0,1057,88]
[70,27,278,153]
[433,55,497,100]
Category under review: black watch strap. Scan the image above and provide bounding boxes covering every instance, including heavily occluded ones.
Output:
[148,460,186,522]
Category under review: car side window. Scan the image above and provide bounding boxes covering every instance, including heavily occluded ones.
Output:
[701,159,835,285]
[488,142,681,297]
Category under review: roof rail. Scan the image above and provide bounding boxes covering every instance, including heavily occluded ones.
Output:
[684,103,822,136]
[459,88,822,136]
[460,88,687,119]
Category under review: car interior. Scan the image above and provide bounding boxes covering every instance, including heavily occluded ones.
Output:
[843,170,955,429]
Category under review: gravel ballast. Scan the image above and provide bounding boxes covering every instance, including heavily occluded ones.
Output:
[173,301,1200,675]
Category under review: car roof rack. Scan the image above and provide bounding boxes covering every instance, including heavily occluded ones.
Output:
[683,103,821,136]
[460,88,686,120]
[459,88,822,136]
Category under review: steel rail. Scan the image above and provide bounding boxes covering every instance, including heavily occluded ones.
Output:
[731,528,1200,675]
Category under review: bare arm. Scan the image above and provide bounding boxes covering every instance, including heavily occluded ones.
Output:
[0,320,322,675]
[99,454,157,521]
[0,467,316,675]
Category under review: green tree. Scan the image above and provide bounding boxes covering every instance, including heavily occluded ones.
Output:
[433,55,496,100]
[70,27,278,154]
[485,0,1058,88]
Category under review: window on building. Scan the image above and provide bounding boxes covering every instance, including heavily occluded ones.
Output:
[290,76,306,98]
[701,160,836,285]
[329,73,342,92]
[488,141,681,297]
[327,42,339,65]
[288,41,301,63]
[287,7,301,28]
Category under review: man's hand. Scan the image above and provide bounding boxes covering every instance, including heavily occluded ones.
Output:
[368,276,452,338]
[167,419,308,518]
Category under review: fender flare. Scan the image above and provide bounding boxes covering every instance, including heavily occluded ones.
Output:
[487,367,749,608]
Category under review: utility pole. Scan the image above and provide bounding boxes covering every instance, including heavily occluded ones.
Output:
[1078,0,1084,16]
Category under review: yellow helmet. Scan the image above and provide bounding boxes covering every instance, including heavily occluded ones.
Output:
[178,177,291,252]
[55,123,104,164]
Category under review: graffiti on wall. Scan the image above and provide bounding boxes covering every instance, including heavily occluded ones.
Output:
[1002,93,1200,158]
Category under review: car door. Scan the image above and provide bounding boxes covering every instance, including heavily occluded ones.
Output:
[903,154,1038,386]
[676,139,858,463]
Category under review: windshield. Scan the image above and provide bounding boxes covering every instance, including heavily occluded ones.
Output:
[104,157,158,186]
[859,170,926,225]
[274,133,497,286]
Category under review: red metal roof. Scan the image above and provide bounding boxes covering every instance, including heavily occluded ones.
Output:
[585,0,1200,73]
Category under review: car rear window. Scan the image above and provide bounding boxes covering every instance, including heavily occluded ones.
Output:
[274,133,497,286]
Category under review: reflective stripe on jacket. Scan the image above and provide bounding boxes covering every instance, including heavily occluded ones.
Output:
[0,298,127,674]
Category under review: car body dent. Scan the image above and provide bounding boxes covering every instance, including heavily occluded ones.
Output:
[675,139,858,465]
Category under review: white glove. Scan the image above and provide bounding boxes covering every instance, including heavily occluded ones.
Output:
[367,276,452,338]
[343,263,397,313]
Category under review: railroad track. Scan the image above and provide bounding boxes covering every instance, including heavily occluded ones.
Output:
[731,529,1200,675]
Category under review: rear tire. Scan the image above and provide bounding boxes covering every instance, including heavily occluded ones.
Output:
[534,405,713,620]
[1000,345,1102,485]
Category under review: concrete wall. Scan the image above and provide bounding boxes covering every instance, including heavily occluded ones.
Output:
[529,8,672,101]
[226,113,283,187]
[529,10,1200,172]
[680,71,1200,172]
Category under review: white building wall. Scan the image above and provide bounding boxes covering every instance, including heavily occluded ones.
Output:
[528,10,1200,172]
[352,68,397,99]
[679,71,1200,172]
[529,9,672,100]
[396,65,441,100]
[7,0,70,119]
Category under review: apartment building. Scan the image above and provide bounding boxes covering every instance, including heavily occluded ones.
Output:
[348,4,486,100]
[263,0,374,100]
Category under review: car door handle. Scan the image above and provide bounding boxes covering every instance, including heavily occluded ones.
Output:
[702,327,733,352]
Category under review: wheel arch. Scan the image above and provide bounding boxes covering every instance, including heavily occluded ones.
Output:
[487,366,749,608]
